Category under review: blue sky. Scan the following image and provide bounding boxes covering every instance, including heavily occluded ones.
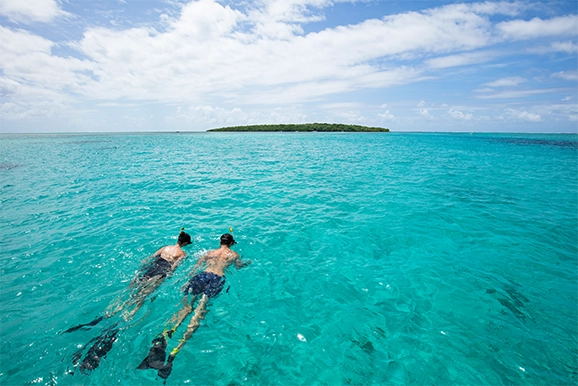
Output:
[0,0,576,133]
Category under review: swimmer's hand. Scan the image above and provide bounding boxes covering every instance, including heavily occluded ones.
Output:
[235,259,251,269]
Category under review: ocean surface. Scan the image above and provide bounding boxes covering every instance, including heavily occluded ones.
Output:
[1,132,577,385]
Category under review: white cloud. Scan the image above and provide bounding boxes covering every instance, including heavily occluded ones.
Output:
[417,100,426,107]
[169,0,243,40]
[528,40,578,54]
[0,26,53,55]
[67,0,508,104]
[378,110,395,120]
[0,1,534,107]
[96,102,141,107]
[468,1,523,16]
[1,0,577,133]
[448,108,473,120]
[518,111,542,122]
[0,27,94,119]
[419,109,433,120]
[0,26,96,99]
[0,87,69,119]
[247,0,330,39]
[550,41,578,54]
[321,102,363,109]
[426,51,495,69]
[552,71,578,81]
[477,88,570,99]
[0,0,68,23]
[497,15,578,40]
[170,105,253,125]
[505,108,542,122]
[332,109,367,123]
[168,104,309,127]
[483,76,527,87]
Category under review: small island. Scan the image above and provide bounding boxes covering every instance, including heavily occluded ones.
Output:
[207,123,389,132]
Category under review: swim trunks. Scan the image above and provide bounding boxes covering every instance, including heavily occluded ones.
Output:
[141,258,172,280]
[183,272,225,298]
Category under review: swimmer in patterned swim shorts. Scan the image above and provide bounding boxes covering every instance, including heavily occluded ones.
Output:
[137,233,251,379]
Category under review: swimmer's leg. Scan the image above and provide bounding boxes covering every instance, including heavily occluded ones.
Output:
[175,294,209,351]
[122,277,164,321]
[158,294,209,379]
[136,295,197,370]
[168,295,198,335]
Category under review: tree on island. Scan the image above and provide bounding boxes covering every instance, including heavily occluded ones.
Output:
[207,123,389,132]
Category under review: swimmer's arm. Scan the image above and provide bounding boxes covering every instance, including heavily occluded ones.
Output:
[234,255,251,269]
[170,251,188,270]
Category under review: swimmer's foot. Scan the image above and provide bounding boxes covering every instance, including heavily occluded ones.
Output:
[122,309,136,322]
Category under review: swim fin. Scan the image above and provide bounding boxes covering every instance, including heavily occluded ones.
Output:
[137,335,168,370]
[72,336,98,366]
[157,354,175,379]
[78,323,120,374]
[63,316,105,334]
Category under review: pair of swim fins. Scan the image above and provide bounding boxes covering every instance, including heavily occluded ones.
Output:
[137,332,175,379]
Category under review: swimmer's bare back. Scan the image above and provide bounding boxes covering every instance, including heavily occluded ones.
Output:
[155,245,187,268]
[198,247,241,277]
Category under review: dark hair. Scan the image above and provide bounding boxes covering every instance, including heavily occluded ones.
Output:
[220,233,236,246]
[178,229,191,246]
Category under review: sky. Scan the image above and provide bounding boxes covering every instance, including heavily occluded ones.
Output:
[0,0,576,133]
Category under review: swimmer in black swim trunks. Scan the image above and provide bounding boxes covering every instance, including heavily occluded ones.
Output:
[140,255,173,281]
[64,229,192,373]
[115,229,192,321]
[138,233,250,378]
[65,229,193,334]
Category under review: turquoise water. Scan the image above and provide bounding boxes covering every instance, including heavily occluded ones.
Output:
[1,132,577,385]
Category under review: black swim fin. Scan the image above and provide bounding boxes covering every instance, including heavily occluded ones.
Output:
[157,354,175,379]
[137,335,168,370]
[78,323,120,374]
[63,316,105,334]
[72,336,98,366]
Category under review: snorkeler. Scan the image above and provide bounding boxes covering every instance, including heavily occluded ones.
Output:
[137,233,251,379]
[65,229,192,375]
[63,228,191,331]
[118,228,192,321]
